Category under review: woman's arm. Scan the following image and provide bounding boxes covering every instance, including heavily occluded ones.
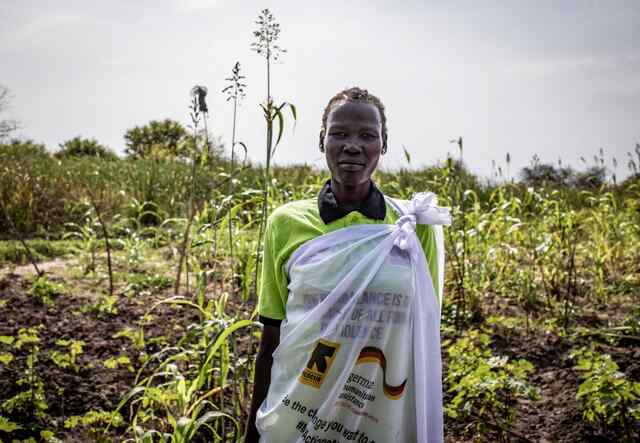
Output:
[244,323,281,443]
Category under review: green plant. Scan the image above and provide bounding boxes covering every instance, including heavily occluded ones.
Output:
[108,294,259,442]
[251,8,296,299]
[2,327,48,421]
[174,86,210,295]
[445,330,538,441]
[50,339,85,372]
[103,355,133,372]
[571,347,640,440]
[54,136,117,160]
[65,409,123,441]
[222,61,248,296]
[124,119,189,159]
[28,276,64,306]
[63,213,101,275]
[113,327,146,352]
[0,415,22,432]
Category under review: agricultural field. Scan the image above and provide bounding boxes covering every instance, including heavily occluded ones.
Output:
[1,141,639,442]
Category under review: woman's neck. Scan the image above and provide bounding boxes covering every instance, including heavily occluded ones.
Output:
[330,178,371,211]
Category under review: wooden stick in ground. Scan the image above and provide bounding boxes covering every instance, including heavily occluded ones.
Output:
[86,188,114,296]
[0,198,43,276]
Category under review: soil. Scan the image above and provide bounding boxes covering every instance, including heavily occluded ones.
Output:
[1,261,638,442]
[0,261,256,442]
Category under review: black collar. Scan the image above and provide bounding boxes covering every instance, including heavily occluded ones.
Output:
[318,179,386,224]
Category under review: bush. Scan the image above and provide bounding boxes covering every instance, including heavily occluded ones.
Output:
[571,347,640,440]
[0,139,48,157]
[54,136,118,160]
[445,330,539,439]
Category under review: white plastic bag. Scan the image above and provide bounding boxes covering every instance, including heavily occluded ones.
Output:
[257,192,451,443]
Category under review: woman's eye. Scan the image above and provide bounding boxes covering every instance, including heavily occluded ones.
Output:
[330,132,346,137]
[361,133,376,139]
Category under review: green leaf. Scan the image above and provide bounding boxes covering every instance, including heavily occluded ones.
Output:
[274,107,285,149]
[402,146,411,164]
[0,353,13,365]
[0,415,22,432]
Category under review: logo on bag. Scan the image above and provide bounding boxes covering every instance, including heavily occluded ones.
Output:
[299,339,341,389]
[356,346,407,399]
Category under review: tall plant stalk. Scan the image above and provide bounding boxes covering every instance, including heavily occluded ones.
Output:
[448,136,468,329]
[175,86,208,295]
[250,8,296,299]
[222,62,247,295]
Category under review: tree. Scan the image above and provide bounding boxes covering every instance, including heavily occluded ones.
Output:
[123,119,189,158]
[519,161,574,187]
[571,166,606,189]
[0,85,19,141]
[124,118,224,161]
[55,136,117,160]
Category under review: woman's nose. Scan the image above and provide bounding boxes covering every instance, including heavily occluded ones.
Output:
[342,143,362,153]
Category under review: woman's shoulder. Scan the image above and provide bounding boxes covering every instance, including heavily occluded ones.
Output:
[268,198,320,228]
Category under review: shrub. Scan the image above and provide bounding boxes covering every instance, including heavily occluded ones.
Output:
[54,136,117,160]
[445,330,538,440]
[571,347,640,440]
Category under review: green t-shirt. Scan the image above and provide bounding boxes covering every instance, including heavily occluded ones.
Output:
[258,198,439,321]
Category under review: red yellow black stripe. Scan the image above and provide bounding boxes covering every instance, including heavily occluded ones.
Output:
[356,346,406,399]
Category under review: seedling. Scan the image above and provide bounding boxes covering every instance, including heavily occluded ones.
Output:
[572,347,640,441]
[50,339,85,372]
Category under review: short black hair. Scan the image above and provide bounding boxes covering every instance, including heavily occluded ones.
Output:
[319,87,388,154]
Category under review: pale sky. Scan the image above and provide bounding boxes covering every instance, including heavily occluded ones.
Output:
[1,0,639,180]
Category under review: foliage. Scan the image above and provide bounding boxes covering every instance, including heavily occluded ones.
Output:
[445,330,538,440]
[123,119,223,162]
[50,339,85,372]
[54,136,117,160]
[2,327,48,420]
[571,347,640,440]
[65,409,123,440]
[124,119,189,159]
[0,239,75,265]
[0,138,47,157]
[103,355,133,371]
[109,290,260,442]
[519,156,608,190]
[28,276,65,306]
[0,415,22,432]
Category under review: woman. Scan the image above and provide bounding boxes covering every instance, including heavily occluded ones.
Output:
[245,87,449,443]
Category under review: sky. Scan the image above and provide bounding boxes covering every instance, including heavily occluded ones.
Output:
[1,0,639,181]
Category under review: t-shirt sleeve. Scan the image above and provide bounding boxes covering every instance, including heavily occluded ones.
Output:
[415,224,440,303]
[258,211,289,321]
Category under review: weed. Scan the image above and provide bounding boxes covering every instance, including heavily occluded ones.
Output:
[50,339,85,373]
[28,276,64,306]
[571,347,640,441]
[103,355,133,372]
[445,330,538,441]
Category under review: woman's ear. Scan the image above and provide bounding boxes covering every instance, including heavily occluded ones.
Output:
[381,133,388,155]
[319,130,325,153]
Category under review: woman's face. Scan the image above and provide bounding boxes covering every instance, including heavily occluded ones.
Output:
[323,100,383,188]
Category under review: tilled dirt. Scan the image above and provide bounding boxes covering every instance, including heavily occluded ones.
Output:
[0,267,638,442]
[0,269,254,442]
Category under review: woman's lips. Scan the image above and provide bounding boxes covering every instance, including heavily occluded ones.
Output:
[338,162,365,171]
